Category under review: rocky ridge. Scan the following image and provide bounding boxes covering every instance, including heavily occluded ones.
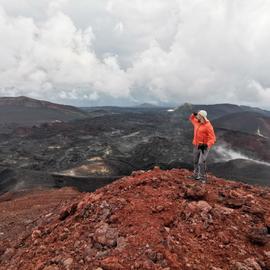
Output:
[0,168,270,270]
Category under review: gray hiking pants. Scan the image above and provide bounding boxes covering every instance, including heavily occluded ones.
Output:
[193,146,210,179]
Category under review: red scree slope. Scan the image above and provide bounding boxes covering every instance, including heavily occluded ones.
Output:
[0,168,270,270]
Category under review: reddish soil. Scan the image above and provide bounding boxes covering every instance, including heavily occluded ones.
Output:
[1,168,270,270]
[0,188,80,252]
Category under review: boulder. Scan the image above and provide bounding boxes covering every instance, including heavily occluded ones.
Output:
[93,222,118,248]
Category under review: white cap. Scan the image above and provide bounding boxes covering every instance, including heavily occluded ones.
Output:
[198,110,208,120]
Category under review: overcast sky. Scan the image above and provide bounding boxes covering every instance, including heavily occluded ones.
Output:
[0,0,270,108]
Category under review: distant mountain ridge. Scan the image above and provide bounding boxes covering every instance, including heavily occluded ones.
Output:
[175,102,270,120]
[135,102,159,108]
[0,96,86,126]
[0,96,83,113]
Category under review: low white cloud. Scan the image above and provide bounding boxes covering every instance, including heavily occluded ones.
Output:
[214,144,250,161]
[0,5,131,103]
[0,0,270,107]
[214,143,270,166]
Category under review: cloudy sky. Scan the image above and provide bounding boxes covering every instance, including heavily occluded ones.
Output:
[1,0,270,108]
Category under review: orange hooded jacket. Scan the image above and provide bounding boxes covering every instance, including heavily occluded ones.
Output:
[189,114,216,148]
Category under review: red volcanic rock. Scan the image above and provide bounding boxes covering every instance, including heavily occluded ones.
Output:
[93,222,118,248]
[248,227,269,246]
[0,168,270,270]
[184,184,207,200]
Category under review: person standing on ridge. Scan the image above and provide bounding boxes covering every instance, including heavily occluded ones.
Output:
[189,110,216,183]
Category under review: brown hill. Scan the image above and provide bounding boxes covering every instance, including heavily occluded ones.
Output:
[0,96,82,113]
[0,96,86,126]
[1,168,269,270]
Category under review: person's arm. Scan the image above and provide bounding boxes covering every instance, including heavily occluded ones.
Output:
[189,113,198,126]
[206,123,216,148]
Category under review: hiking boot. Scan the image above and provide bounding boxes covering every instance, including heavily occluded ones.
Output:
[195,176,207,183]
[200,178,207,184]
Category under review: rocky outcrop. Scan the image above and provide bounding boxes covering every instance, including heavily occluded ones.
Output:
[0,168,269,270]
